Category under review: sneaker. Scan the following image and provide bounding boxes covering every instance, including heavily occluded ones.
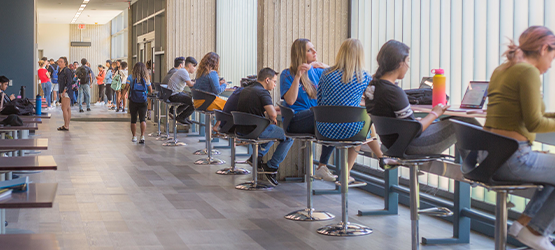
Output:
[87,108,91,111]
[110,106,116,110]
[509,221,524,238]
[139,136,145,144]
[515,226,555,250]
[116,108,120,112]
[247,156,263,167]
[314,166,337,182]
[265,173,278,186]
[79,109,84,113]
[122,108,126,113]
[94,102,100,106]
[257,163,277,174]
[132,136,137,142]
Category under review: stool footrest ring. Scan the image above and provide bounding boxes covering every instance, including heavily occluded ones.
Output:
[216,168,250,175]
[317,222,373,236]
[285,208,335,221]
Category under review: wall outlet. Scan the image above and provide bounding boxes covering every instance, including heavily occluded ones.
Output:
[8,80,12,86]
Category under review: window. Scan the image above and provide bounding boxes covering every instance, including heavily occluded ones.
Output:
[111,10,128,61]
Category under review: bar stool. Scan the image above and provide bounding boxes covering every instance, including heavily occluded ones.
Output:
[191,89,224,165]
[278,103,334,221]
[371,115,454,249]
[232,111,277,191]
[159,87,187,147]
[451,119,547,250]
[148,82,164,137]
[156,85,172,141]
[311,106,373,236]
[213,110,250,175]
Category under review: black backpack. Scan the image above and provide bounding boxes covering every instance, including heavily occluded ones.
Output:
[0,98,35,115]
[76,66,91,84]
[0,114,23,126]
[404,89,449,105]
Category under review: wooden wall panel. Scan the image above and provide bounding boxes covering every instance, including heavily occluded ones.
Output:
[165,0,216,79]
[70,24,111,101]
[257,0,349,179]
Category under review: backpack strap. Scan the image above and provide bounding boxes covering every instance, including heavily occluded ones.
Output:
[0,92,4,110]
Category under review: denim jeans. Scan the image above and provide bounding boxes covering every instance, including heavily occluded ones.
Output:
[78,83,91,110]
[257,125,294,170]
[41,81,52,107]
[287,109,335,164]
[480,142,555,236]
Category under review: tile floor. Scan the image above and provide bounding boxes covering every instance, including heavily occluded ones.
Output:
[6,104,502,249]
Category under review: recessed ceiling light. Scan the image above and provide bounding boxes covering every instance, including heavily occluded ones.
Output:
[81,4,86,7]
[83,0,89,3]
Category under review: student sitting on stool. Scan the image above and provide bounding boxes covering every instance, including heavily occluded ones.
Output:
[167,56,198,125]
[236,68,294,186]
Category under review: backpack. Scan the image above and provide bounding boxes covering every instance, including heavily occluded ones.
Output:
[75,66,91,84]
[128,78,148,103]
[111,71,122,91]
[0,98,35,115]
[0,114,23,126]
[404,88,449,105]
[50,65,59,83]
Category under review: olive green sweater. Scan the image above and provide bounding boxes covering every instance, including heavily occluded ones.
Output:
[485,62,555,142]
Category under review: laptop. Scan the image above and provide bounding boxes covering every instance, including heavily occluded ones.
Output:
[447,81,489,112]
[419,77,433,89]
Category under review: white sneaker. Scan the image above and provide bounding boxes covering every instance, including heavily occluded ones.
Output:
[516,226,555,250]
[132,136,137,142]
[509,221,524,238]
[314,166,337,182]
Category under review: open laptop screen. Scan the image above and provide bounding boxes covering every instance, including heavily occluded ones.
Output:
[460,81,489,109]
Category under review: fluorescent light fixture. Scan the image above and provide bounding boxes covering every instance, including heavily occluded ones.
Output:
[83,0,89,3]
[81,4,86,7]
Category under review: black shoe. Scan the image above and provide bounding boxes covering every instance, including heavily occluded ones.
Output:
[176,117,191,125]
[79,109,84,113]
[87,108,91,111]
[122,108,126,113]
[265,173,278,186]
[116,108,120,112]
[139,139,145,144]
[258,163,278,174]
[247,156,263,167]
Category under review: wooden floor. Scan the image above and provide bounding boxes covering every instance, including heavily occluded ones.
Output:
[6,104,499,250]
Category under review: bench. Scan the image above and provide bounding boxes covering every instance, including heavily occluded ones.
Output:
[0,138,48,151]
[0,234,60,250]
[0,155,57,171]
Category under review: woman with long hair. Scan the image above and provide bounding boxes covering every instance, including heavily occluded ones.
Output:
[479,26,555,250]
[57,57,73,131]
[104,60,113,108]
[316,39,383,186]
[94,65,106,105]
[280,38,336,181]
[38,60,53,109]
[127,62,153,144]
[192,52,227,110]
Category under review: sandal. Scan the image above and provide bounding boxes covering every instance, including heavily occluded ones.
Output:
[57,126,69,131]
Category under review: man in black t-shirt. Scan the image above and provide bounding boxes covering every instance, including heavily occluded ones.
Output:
[237,68,293,186]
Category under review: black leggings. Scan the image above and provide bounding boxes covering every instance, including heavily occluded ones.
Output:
[98,84,105,100]
[105,84,113,101]
[129,101,147,124]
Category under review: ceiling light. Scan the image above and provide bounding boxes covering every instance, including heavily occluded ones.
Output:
[83,0,89,3]
[81,4,86,7]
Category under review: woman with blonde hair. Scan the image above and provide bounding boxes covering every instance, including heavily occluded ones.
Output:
[192,52,227,110]
[127,62,153,144]
[280,38,337,181]
[316,38,383,186]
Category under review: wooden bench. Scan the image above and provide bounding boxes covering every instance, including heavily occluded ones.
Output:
[0,155,57,171]
[0,123,38,132]
[0,138,48,151]
[0,183,58,209]
[0,234,60,250]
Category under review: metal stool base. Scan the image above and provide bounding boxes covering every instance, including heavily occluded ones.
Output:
[194,158,225,165]
[285,208,335,221]
[193,149,221,155]
[216,168,250,175]
[148,131,162,137]
[162,141,186,147]
[235,181,273,191]
[156,135,169,141]
[317,222,372,236]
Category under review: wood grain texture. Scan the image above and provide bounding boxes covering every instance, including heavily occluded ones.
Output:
[165,0,216,80]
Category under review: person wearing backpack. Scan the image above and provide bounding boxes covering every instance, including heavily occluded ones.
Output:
[48,59,59,106]
[76,58,93,112]
[127,62,153,144]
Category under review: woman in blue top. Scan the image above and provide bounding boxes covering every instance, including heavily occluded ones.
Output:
[192,52,227,111]
[127,62,153,144]
[317,39,383,186]
[104,60,113,108]
[280,38,336,181]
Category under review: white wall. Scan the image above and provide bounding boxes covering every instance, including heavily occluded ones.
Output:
[38,23,70,59]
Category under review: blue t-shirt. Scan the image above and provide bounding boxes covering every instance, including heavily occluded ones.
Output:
[193,71,226,95]
[105,70,113,84]
[316,69,372,140]
[280,66,324,113]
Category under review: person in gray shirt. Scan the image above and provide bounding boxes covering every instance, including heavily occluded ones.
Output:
[161,57,185,84]
[167,56,197,124]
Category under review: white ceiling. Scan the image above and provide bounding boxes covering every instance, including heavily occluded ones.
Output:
[38,0,135,24]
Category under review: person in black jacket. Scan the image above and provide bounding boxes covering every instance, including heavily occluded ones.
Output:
[57,57,73,131]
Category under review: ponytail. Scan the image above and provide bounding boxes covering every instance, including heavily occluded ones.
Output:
[498,39,523,71]
[499,26,555,71]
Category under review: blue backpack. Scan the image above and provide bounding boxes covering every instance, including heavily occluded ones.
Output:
[50,65,59,83]
[129,78,148,103]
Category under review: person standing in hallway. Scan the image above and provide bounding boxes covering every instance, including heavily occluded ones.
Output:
[48,59,59,106]
[76,58,93,112]
[38,60,52,109]
[57,57,73,131]
[95,65,106,106]
[104,60,114,108]
[127,62,153,144]
[168,56,197,124]
[119,62,129,113]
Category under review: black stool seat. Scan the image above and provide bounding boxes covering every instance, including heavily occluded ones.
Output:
[213,110,250,175]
